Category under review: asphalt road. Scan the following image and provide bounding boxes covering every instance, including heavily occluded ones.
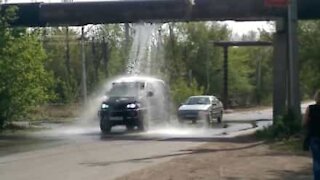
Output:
[0,107,276,180]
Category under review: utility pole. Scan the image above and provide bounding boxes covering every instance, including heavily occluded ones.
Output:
[206,43,210,94]
[63,0,72,77]
[65,26,71,76]
[223,46,229,109]
[287,0,301,118]
[102,36,109,77]
[256,55,262,105]
[81,26,88,104]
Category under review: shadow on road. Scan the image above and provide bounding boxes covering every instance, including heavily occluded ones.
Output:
[0,125,260,156]
[98,131,260,144]
[0,134,65,156]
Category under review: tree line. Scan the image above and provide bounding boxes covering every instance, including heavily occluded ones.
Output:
[0,6,319,128]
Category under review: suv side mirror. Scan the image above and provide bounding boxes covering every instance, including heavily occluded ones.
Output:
[147,91,154,97]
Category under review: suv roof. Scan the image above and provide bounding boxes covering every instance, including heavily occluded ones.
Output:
[113,76,165,84]
[189,95,214,98]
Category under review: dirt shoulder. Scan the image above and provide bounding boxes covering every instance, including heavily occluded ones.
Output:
[117,135,313,180]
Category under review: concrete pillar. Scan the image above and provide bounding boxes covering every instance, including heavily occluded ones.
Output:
[288,0,301,118]
[273,20,287,121]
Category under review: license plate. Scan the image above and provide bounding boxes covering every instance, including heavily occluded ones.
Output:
[110,116,123,121]
[185,114,196,118]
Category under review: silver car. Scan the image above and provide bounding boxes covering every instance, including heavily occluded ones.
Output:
[177,95,223,124]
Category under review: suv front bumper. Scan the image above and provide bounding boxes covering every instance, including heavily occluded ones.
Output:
[99,109,143,125]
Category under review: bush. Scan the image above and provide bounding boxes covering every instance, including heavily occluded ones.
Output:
[256,110,302,140]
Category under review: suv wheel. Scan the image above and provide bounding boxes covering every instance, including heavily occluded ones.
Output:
[126,124,135,131]
[100,117,112,133]
[217,112,223,124]
[206,114,212,127]
[137,114,148,131]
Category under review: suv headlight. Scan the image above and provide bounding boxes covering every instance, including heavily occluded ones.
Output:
[101,104,109,109]
[127,103,138,109]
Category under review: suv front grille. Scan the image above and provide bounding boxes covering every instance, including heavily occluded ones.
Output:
[110,104,127,111]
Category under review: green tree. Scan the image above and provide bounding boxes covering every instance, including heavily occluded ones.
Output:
[163,22,230,104]
[171,78,204,106]
[43,27,81,103]
[0,7,53,128]
[299,21,320,98]
[175,22,230,96]
[228,47,255,106]
[94,24,128,77]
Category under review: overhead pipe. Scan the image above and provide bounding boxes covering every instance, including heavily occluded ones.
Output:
[2,0,320,27]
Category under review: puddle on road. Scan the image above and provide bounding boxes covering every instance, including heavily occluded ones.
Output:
[143,126,226,138]
[40,121,256,140]
[0,121,271,157]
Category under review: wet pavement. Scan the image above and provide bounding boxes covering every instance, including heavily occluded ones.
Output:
[0,107,274,157]
[0,107,275,180]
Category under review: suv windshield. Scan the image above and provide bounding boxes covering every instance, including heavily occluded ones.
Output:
[186,97,210,105]
[108,82,144,97]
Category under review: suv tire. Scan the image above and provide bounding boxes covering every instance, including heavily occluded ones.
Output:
[100,117,112,133]
[217,112,223,124]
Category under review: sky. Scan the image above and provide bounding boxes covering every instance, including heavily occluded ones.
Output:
[4,0,275,35]
[222,21,274,35]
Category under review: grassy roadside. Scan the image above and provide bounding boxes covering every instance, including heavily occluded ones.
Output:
[269,137,309,155]
[28,104,79,121]
[255,111,308,155]
[255,131,307,155]
[1,104,79,132]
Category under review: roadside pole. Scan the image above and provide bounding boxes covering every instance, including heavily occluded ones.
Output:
[65,26,71,76]
[223,46,229,109]
[81,26,88,105]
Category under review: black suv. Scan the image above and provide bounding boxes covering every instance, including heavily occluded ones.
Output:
[98,76,170,133]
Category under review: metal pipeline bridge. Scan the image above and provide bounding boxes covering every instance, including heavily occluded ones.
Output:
[2,0,320,27]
